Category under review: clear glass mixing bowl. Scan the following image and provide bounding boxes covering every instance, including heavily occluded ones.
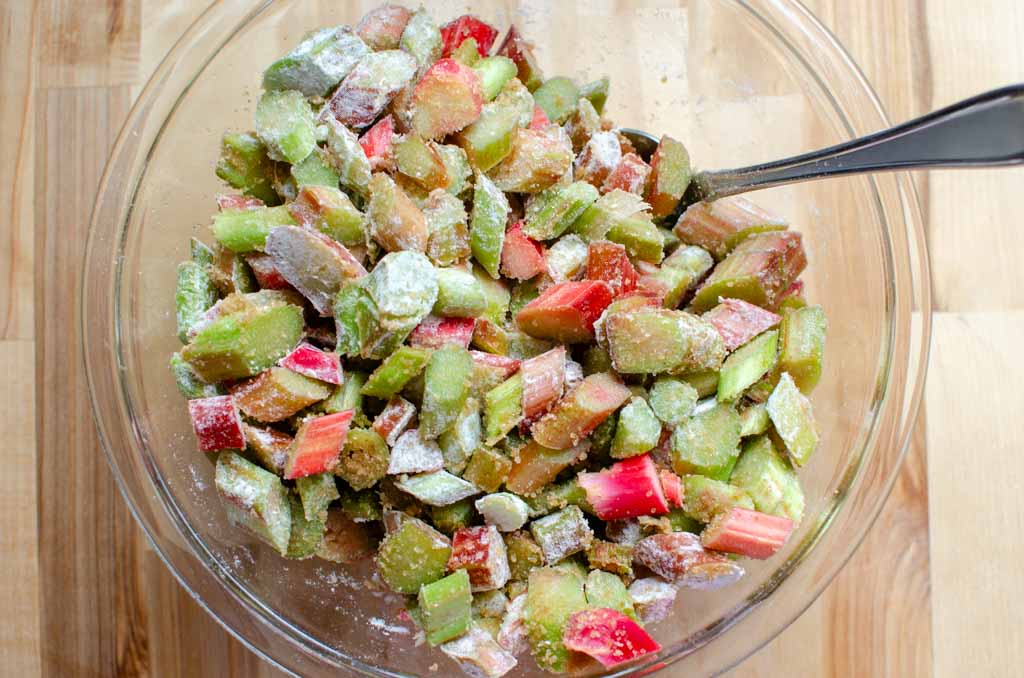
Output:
[83,1,931,675]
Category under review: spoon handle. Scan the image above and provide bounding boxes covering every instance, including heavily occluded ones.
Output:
[694,84,1024,201]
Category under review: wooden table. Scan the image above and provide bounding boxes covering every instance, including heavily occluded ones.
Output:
[4,1,1021,675]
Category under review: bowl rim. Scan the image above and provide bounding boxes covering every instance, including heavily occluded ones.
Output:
[82,1,932,676]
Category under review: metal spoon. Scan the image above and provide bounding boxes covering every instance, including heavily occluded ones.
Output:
[620,84,1024,210]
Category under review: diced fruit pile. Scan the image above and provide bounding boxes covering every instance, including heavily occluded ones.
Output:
[173,5,828,676]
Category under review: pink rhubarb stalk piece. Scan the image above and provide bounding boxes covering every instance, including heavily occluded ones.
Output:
[279,342,343,385]
[563,608,661,668]
[500,222,546,281]
[659,470,683,508]
[529,104,550,130]
[520,346,566,420]
[702,298,782,351]
[355,5,411,50]
[409,315,477,349]
[440,15,500,57]
[283,410,354,479]
[530,372,631,450]
[469,351,521,379]
[216,194,264,211]
[516,280,613,343]
[448,525,512,592]
[188,395,246,452]
[358,115,396,171]
[701,507,794,559]
[633,532,744,590]
[244,253,291,290]
[372,396,418,446]
[586,241,638,297]
[601,153,653,196]
[578,454,670,520]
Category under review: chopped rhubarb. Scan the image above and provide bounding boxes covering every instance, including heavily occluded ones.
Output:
[628,578,677,624]
[279,342,342,384]
[488,127,574,194]
[645,135,692,218]
[372,396,417,446]
[505,439,587,496]
[216,194,264,211]
[633,531,744,590]
[388,428,445,474]
[586,241,638,297]
[602,153,653,196]
[703,298,782,351]
[244,254,290,290]
[495,26,543,91]
[470,350,521,379]
[287,185,365,248]
[674,196,787,260]
[325,50,418,129]
[530,372,631,450]
[530,505,594,564]
[529,104,550,130]
[412,58,484,139]
[355,5,412,51]
[283,409,354,479]
[449,525,512,591]
[265,225,367,315]
[440,15,499,57]
[575,130,622,189]
[660,470,683,508]
[500,222,546,281]
[410,315,476,349]
[578,454,669,520]
[441,624,518,678]
[520,346,566,420]
[701,507,794,559]
[358,115,395,171]
[231,366,332,422]
[516,280,613,344]
[563,608,661,668]
[188,396,245,452]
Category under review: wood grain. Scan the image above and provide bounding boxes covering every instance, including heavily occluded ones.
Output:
[36,0,140,87]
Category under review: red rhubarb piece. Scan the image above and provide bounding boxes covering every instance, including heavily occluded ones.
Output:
[701,507,794,559]
[633,531,744,590]
[359,115,395,171]
[500,222,546,281]
[660,470,683,508]
[578,454,670,520]
[284,410,354,479]
[244,253,291,290]
[469,350,521,379]
[529,104,551,130]
[586,241,638,297]
[440,15,500,57]
[516,280,613,343]
[530,372,631,450]
[601,153,653,196]
[355,5,412,51]
[279,342,343,385]
[188,396,245,452]
[495,26,543,90]
[703,298,782,351]
[409,315,477,349]
[448,525,512,592]
[216,194,264,211]
[563,608,661,668]
[372,396,418,446]
[520,346,566,420]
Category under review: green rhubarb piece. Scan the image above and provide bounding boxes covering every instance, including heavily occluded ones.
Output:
[231,255,257,293]
[291,148,341,189]
[472,589,509,619]
[175,261,218,342]
[181,303,304,382]
[551,557,589,580]
[578,77,609,115]
[739,403,770,437]
[730,435,804,524]
[419,569,473,645]
[324,118,372,199]
[438,398,483,474]
[524,567,588,673]
[285,492,326,559]
[647,136,692,218]
[367,250,439,326]
[190,237,215,266]
[400,7,442,68]
[215,451,292,555]
[263,25,368,97]
[488,127,573,194]
[294,186,365,247]
[472,264,511,325]
[421,344,474,439]
[254,90,316,165]
[452,37,481,66]
[457,102,519,172]
[169,352,221,399]
[718,330,779,403]
[470,171,511,279]
[362,346,432,398]
[588,411,618,461]
[432,499,477,534]
[529,505,594,565]
[425,191,471,267]
[494,77,535,127]
[661,226,681,254]
[606,215,664,263]
[396,470,480,506]
[778,305,827,393]
[506,329,555,361]
[610,397,662,459]
[585,569,636,620]
[340,488,383,523]
[463,447,513,493]
[469,361,508,402]
[233,366,332,423]
[681,475,754,523]
[674,197,787,260]
[336,428,390,490]
[532,77,579,124]
[586,540,634,578]
[395,134,450,191]
[475,493,530,532]
[581,345,613,376]
[544,234,589,283]
[215,132,279,205]
[507,280,541,322]
[504,530,543,581]
[670,402,742,480]
[571,189,649,242]
[295,472,339,523]
[681,368,720,398]
[332,282,377,358]
[483,373,524,445]
[648,377,699,426]
[523,181,599,241]
[473,56,517,102]
[321,371,368,423]
[667,508,702,533]
[434,268,487,317]
[641,264,691,309]
[524,479,593,518]
[376,517,452,594]
[663,243,713,275]
[434,143,473,197]
[605,308,725,374]
[766,372,819,467]
[211,205,296,253]
[368,171,429,253]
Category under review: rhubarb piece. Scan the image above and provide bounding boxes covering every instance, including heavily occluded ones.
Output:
[418,568,474,646]
[362,346,432,398]
[449,525,512,592]
[441,624,518,678]
[473,56,518,102]
[372,396,417,446]
[323,118,373,199]
[216,451,292,554]
[497,593,528,655]
[356,5,411,50]
[532,77,579,125]
[326,50,418,129]
[399,6,442,67]
[739,403,770,438]
[388,428,445,475]
[229,253,257,294]
[243,253,289,290]
[254,89,316,165]
[578,454,670,521]
[279,342,342,385]
[175,261,218,342]
[502,439,579,497]
[520,346,566,420]
[660,470,684,508]
[703,297,782,351]
[648,377,698,427]
[645,135,692,218]
[662,243,714,285]
[474,589,510,619]
[587,540,634,578]
[529,505,594,565]
[670,402,741,480]
[516,280,612,343]
[377,517,453,593]
[215,132,278,205]
[529,104,549,130]
[730,436,804,523]
[690,231,807,313]
[367,172,429,253]
[366,249,440,326]
[777,304,827,393]
[432,499,477,535]
[571,189,648,243]
[606,215,664,264]
[681,475,755,523]
[674,197,787,260]
[440,15,499,58]
[564,607,659,668]
[456,101,519,171]
[434,269,487,318]
[464,447,514,493]
[322,370,367,420]
[411,58,484,139]
[340,487,382,522]
[432,143,473,198]
[496,26,543,91]
[452,38,481,66]
[397,470,480,506]
[438,398,483,474]
[602,153,653,196]
[605,308,725,374]
[241,424,290,475]
[499,222,546,281]
[575,130,622,192]
[483,373,524,445]
[637,260,700,309]
[264,24,367,96]
[188,396,245,452]
[586,240,638,297]
[504,531,543,581]
[182,303,304,381]
[295,472,339,524]
[265,226,366,315]
[578,77,609,114]
[628,578,677,624]
[679,369,718,399]
[284,410,353,479]
[170,353,221,400]
[544,235,588,284]
[476,493,531,532]
[633,531,744,590]
[524,478,593,518]
[766,372,818,466]
[610,398,662,459]
[421,344,474,438]
[585,570,636,620]
[332,426,388,490]
[531,372,630,449]
[523,182,600,241]
[394,133,450,191]
[488,127,573,194]
[285,491,326,559]
[701,506,794,559]
[422,191,471,267]
[411,316,476,349]
[232,367,332,422]
[358,115,395,172]
[718,330,779,402]
[469,172,511,279]
[211,204,296,253]
[215,194,263,211]
[491,77,534,129]
[524,567,588,673]
[316,506,376,563]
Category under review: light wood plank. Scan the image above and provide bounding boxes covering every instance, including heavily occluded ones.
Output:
[36,0,140,88]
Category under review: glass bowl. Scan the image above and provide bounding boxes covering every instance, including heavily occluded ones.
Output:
[83,1,931,675]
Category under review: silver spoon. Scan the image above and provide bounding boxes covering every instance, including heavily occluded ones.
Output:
[620,84,1024,211]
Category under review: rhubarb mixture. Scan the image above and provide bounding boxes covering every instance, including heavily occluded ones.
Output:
[172,5,827,675]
